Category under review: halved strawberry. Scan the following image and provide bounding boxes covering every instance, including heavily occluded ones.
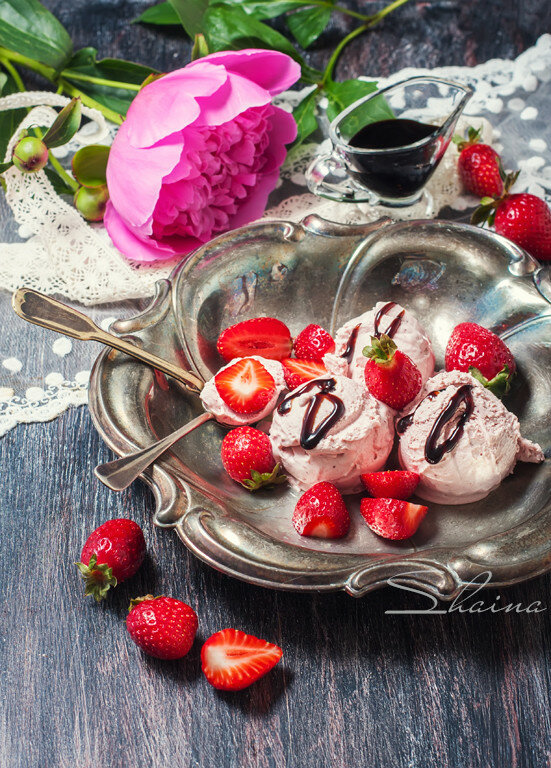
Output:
[217,317,292,362]
[360,497,428,540]
[282,358,327,389]
[293,482,350,539]
[201,628,283,691]
[360,471,420,500]
[293,324,335,362]
[214,358,275,414]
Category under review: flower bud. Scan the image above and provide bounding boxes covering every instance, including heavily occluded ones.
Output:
[74,185,109,222]
[12,136,49,173]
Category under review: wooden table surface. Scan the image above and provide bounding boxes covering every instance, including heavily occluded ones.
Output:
[3,2,551,767]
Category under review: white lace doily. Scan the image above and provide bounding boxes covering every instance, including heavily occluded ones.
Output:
[1,34,551,437]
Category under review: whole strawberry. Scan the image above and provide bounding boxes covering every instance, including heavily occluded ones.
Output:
[126,595,198,660]
[453,126,504,198]
[76,518,146,602]
[362,334,422,410]
[472,172,551,262]
[293,324,335,362]
[221,426,286,490]
[445,322,515,396]
[293,482,350,538]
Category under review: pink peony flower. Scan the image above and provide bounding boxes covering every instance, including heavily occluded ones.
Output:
[104,49,300,262]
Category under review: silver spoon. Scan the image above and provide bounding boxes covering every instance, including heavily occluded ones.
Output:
[12,288,214,489]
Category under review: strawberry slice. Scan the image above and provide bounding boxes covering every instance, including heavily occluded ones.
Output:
[201,628,283,691]
[215,357,276,414]
[360,470,420,500]
[217,317,292,362]
[360,497,428,540]
[293,482,350,539]
[293,324,335,362]
[282,358,327,389]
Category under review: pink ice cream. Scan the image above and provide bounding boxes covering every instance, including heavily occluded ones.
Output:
[269,374,394,493]
[200,355,286,426]
[326,301,435,386]
[397,370,544,505]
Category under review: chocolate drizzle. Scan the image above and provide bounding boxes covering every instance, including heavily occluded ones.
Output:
[340,323,361,363]
[396,390,442,435]
[277,378,344,450]
[374,301,405,339]
[424,384,474,464]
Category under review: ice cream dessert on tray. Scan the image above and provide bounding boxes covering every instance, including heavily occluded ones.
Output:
[201,304,544,543]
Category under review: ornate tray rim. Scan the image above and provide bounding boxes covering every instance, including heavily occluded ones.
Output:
[88,215,551,600]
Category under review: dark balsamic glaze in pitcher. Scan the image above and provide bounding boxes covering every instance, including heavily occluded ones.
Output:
[277,378,344,450]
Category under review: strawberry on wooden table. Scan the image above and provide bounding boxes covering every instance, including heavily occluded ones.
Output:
[76,518,146,602]
[292,482,350,539]
[126,595,198,660]
[453,126,504,198]
[445,322,515,397]
[360,498,428,540]
[217,317,292,362]
[293,324,335,362]
[221,426,286,490]
[214,357,276,414]
[361,470,420,500]
[362,333,422,410]
[201,628,283,691]
[282,358,327,389]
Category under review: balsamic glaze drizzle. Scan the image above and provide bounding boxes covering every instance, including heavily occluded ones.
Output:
[340,324,361,363]
[277,378,345,450]
[374,301,405,339]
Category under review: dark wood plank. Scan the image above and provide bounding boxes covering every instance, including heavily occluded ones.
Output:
[3,2,551,766]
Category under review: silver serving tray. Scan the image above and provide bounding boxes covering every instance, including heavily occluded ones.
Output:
[89,215,551,599]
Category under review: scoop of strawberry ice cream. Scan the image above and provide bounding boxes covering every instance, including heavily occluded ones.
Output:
[269,374,394,493]
[397,370,544,505]
[200,356,286,426]
[327,301,435,386]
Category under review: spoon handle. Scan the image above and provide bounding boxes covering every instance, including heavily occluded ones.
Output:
[94,411,214,491]
[12,287,204,396]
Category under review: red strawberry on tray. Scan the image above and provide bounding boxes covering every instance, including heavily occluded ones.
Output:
[214,357,276,414]
[201,628,283,691]
[361,470,420,500]
[293,482,350,539]
[445,321,516,396]
[363,333,422,410]
[293,324,335,362]
[282,358,327,389]
[221,426,286,490]
[360,498,428,540]
[217,317,292,362]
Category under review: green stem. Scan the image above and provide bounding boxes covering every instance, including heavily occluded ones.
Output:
[320,0,410,85]
[58,79,124,124]
[48,151,79,192]
[62,70,142,91]
[0,56,26,91]
[0,47,56,82]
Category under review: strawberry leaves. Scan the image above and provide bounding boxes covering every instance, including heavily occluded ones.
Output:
[241,463,287,491]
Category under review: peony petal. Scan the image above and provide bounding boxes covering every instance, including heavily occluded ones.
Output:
[104,202,201,263]
[227,168,281,230]
[125,63,227,148]
[188,49,300,96]
[259,106,297,173]
[193,71,271,128]
[106,121,183,228]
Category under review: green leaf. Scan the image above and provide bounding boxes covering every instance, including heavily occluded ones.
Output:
[44,166,74,195]
[0,160,13,173]
[133,1,180,25]
[191,32,209,60]
[325,79,385,123]
[292,88,318,147]
[0,72,7,94]
[72,144,109,187]
[286,6,331,49]
[42,97,81,148]
[168,0,209,38]
[0,66,26,161]
[0,0,72,71]
[203,5,307,69]
[62,48,158,117]
[221,0,307,19]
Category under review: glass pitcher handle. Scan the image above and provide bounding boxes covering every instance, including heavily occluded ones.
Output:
[305,151,376,204]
